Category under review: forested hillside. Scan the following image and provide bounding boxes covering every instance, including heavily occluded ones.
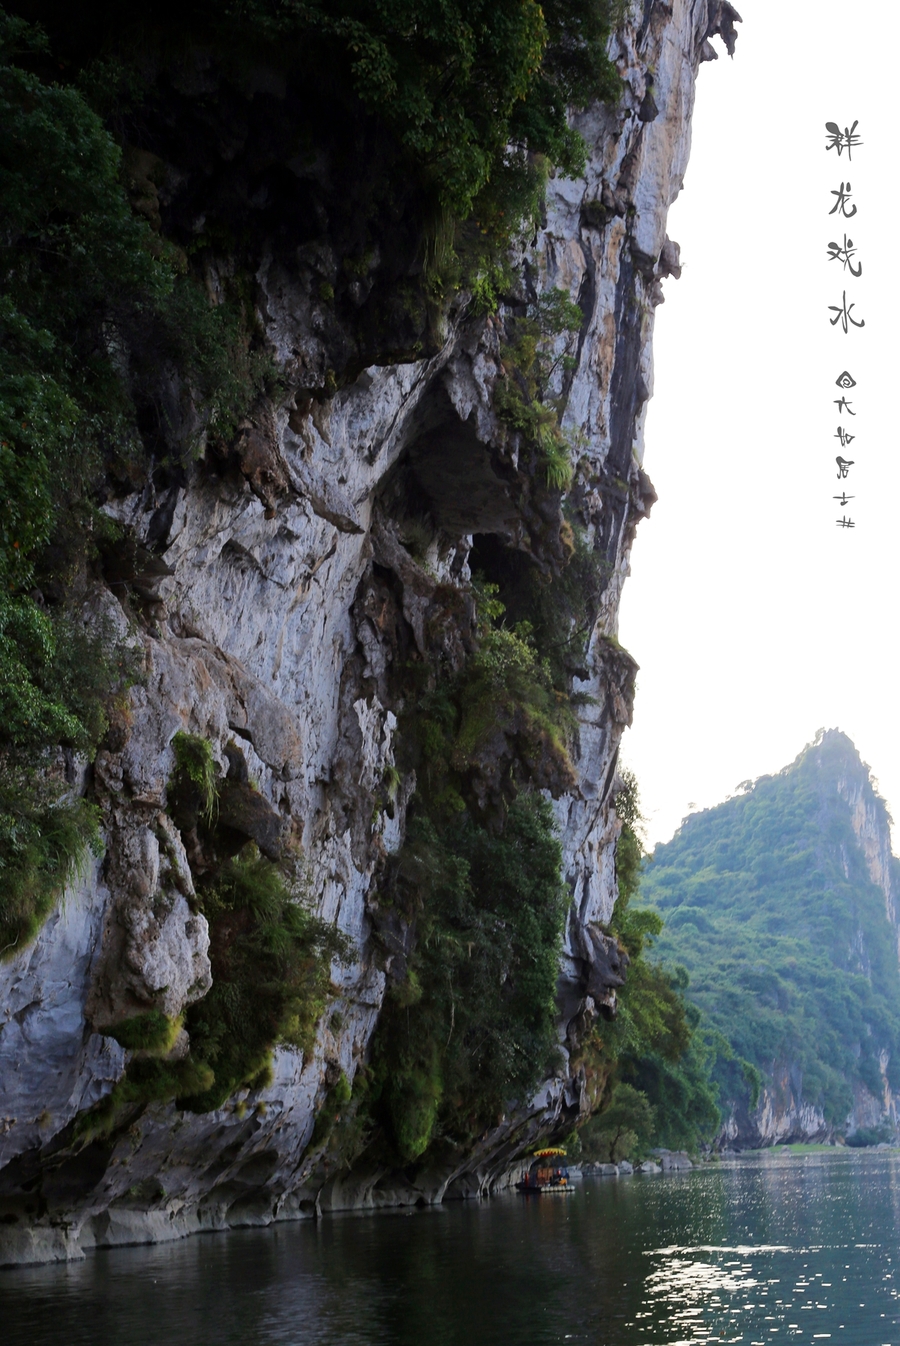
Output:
[640,730,900,1146]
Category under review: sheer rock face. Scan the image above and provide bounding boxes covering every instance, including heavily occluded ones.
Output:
[719,1067,832,1150]
[720,1062,896,1152]
[0,0,732,1264]
[836,762,900,961]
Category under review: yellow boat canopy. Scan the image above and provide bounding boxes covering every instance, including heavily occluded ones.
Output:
[532,1148,567,1157]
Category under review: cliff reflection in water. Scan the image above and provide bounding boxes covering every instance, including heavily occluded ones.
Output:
[2,1152,900,1346]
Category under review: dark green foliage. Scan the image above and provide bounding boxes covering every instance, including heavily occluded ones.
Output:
[15,2,622,222]
[446,151,550,313]
[181,848,351,1112]
[0,14,269,615]
[0,779,101,957]
[1,10,167,584]
[218,0,620,219]
[0,9,276,944]
[494,288,585,487]
[171,732,218,824]
[74,1057,215,1145]
[580,1081,655,1163]
[612,771,644,914]
[845,1125,892,1148]
[0,604,102,755]
[469,523,611,695]
[509,0,623,166]
[0,595,127,958]
[310,1070,355,1147]
[138,270,280,452]
[529,524,611,688]
[369,611,708,1166]
[346,567,694,1174]
[407,583,577,821]
[74,794,349,1129]
[103,1010,180,1055]
[620,1011,724,1153]
[575,772,722,1154]
[604,915,723,1152]
[13,3,622,315]
[272,0,546,219]
[0,8,144,766]
[453,621,575,780]
[640,732,900,1125]
[371,794,569,1162]
[67,843,351,1137]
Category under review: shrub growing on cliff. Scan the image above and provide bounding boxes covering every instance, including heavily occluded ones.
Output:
[181,847,351,1111]
[171,732,218,825]
[411,582,578,816]
[451,621,575,782]
[469,522,612,695]
[494,288,584,487]
[370,794,569,1162]
[0,774,101,958]
[72,848,350,1139]
[104,1010,182,1055]
[0,600,118,954]
[0,10,281,945]
[75,1057,216,1145]
[574,772,723,1153]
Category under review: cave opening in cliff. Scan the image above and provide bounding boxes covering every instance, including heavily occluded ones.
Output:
[468,532,595,688]
[380,384,520,542]
[469,532,536,613]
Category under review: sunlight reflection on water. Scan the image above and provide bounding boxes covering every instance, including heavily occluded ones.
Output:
[633,1225,899,1346]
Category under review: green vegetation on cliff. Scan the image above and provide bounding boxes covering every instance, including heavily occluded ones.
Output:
[182,849,351,1112]
[72,739,351,1139]
[0,777,102,957]
[329,564,717,1167]
[495,288,585,489]
[354,581,578,1163]
[371,794,569,1162]
[2,1,715,1177]
[640,731,900,1128]
[78,843,351,1136]
[165,741,351,1112]
[0,0,626,947]
[576,774,722,1162]
[17,0,622,219]
[353,741,720,1169]
[0,8,275,948]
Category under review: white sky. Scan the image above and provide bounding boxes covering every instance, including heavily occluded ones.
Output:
[617,0,900,849]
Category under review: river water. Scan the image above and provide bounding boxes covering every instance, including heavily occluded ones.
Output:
[3,1150,900,1345]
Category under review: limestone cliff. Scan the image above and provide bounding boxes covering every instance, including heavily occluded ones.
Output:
[0,0,739,1265]
[726,737,900,1149]
[644,730,900,1151]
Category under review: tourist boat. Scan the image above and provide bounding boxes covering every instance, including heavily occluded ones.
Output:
[516,1147,575,1194]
